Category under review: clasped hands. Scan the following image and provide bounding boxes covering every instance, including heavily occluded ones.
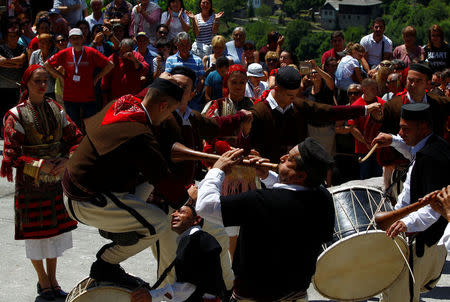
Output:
[40,158,68,176]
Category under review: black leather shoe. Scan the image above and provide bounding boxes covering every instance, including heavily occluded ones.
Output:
[90,258,141,289]
[52,286,68,298]
[37,283,55,301]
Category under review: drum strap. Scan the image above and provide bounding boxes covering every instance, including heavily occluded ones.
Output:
[151,258,176,290]
[408,242,414,302]
[383,160,412,198]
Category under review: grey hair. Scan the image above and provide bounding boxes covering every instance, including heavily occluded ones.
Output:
[233,27,246,36]
[119,38,136,49]
[347,83,362,92]
[176,31,191,44]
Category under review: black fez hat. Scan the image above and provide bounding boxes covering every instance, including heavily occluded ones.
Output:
[276,66,301,90]
[409,63,433,80]
[297,137,334,174]
[401,103,432,122]
[150,78,184,101]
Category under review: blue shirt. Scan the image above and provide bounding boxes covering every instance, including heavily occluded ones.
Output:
[165,51,205,84]
[205,70,223,100]
[225,41,243,65]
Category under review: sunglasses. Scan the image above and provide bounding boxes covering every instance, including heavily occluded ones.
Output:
[380,63,392,67]
[158,31,168,35]
[56,39,67,43]
[348,91,362,96]
[310,71,318,75]
[267,58,278,63]
[243,46,255,51]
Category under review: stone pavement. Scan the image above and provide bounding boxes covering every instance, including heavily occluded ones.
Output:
[0,140,448,301]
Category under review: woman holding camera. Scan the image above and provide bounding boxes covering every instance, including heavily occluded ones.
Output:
[335,42,365,105]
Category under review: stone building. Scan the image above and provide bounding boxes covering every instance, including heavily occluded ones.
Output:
[320,0,382,30]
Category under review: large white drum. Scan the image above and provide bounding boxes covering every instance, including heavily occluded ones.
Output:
[66,278,132,302]
[313,182,409,301]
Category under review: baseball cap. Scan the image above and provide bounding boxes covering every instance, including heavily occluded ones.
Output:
[247,63,265,78]
[69,28,83,37]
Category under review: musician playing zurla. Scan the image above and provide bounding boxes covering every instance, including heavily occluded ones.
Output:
[196,138,335,301]
[372,103,450,302]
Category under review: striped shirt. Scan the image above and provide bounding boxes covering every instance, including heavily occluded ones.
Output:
[195,13,214,45]
[165,51,205,83]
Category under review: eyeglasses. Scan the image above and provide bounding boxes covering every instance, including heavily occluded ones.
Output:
[310,71,318,75]
[380,62,392,67]
[348,91,362,96]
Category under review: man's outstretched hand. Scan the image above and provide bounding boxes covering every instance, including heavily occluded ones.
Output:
[213,148,244,174]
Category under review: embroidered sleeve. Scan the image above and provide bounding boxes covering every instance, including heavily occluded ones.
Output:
[1,113,42,181]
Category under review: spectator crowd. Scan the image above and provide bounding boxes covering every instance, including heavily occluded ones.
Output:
[0,1,449,301]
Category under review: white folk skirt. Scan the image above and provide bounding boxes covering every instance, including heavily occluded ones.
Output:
[25,231,73,260]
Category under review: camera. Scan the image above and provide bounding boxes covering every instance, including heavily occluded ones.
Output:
[299,61,313,75]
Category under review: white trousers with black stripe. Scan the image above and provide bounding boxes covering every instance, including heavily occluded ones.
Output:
[64,183,169,264]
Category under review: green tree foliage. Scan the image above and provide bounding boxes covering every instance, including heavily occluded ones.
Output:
[256,4,272,17]
[344,26,367,44]
[383,0,450,46]
[285,19,311,53]
[244,20,277,49]
[295,31,329,61]
[283,0,325,17]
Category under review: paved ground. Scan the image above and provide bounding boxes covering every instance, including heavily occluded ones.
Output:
[0,139,449,301]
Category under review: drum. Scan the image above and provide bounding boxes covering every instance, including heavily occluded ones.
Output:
[66,278,133,302]
[313,182,409,301]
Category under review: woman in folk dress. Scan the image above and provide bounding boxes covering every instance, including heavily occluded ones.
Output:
[1,64,83,300]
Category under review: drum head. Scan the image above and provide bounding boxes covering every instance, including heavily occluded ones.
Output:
[66,278,132,302]
[313,230,408,301]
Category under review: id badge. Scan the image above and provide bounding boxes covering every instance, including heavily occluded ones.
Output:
[73,75,81,82]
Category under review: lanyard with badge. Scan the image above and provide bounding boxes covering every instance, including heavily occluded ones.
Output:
[72,47,84,82]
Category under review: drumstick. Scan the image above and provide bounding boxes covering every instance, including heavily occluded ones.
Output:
[358,143,379,163]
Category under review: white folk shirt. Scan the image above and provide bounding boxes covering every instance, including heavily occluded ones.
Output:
[438,224,450,253]
[196,168,309,226]
[390,133,441,232]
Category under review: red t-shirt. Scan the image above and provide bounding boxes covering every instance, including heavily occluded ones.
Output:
[348,96,386,154]
[48,46,109,103]
[28,36,39,51]
[101,51,149,101]
[321,48,344,66]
